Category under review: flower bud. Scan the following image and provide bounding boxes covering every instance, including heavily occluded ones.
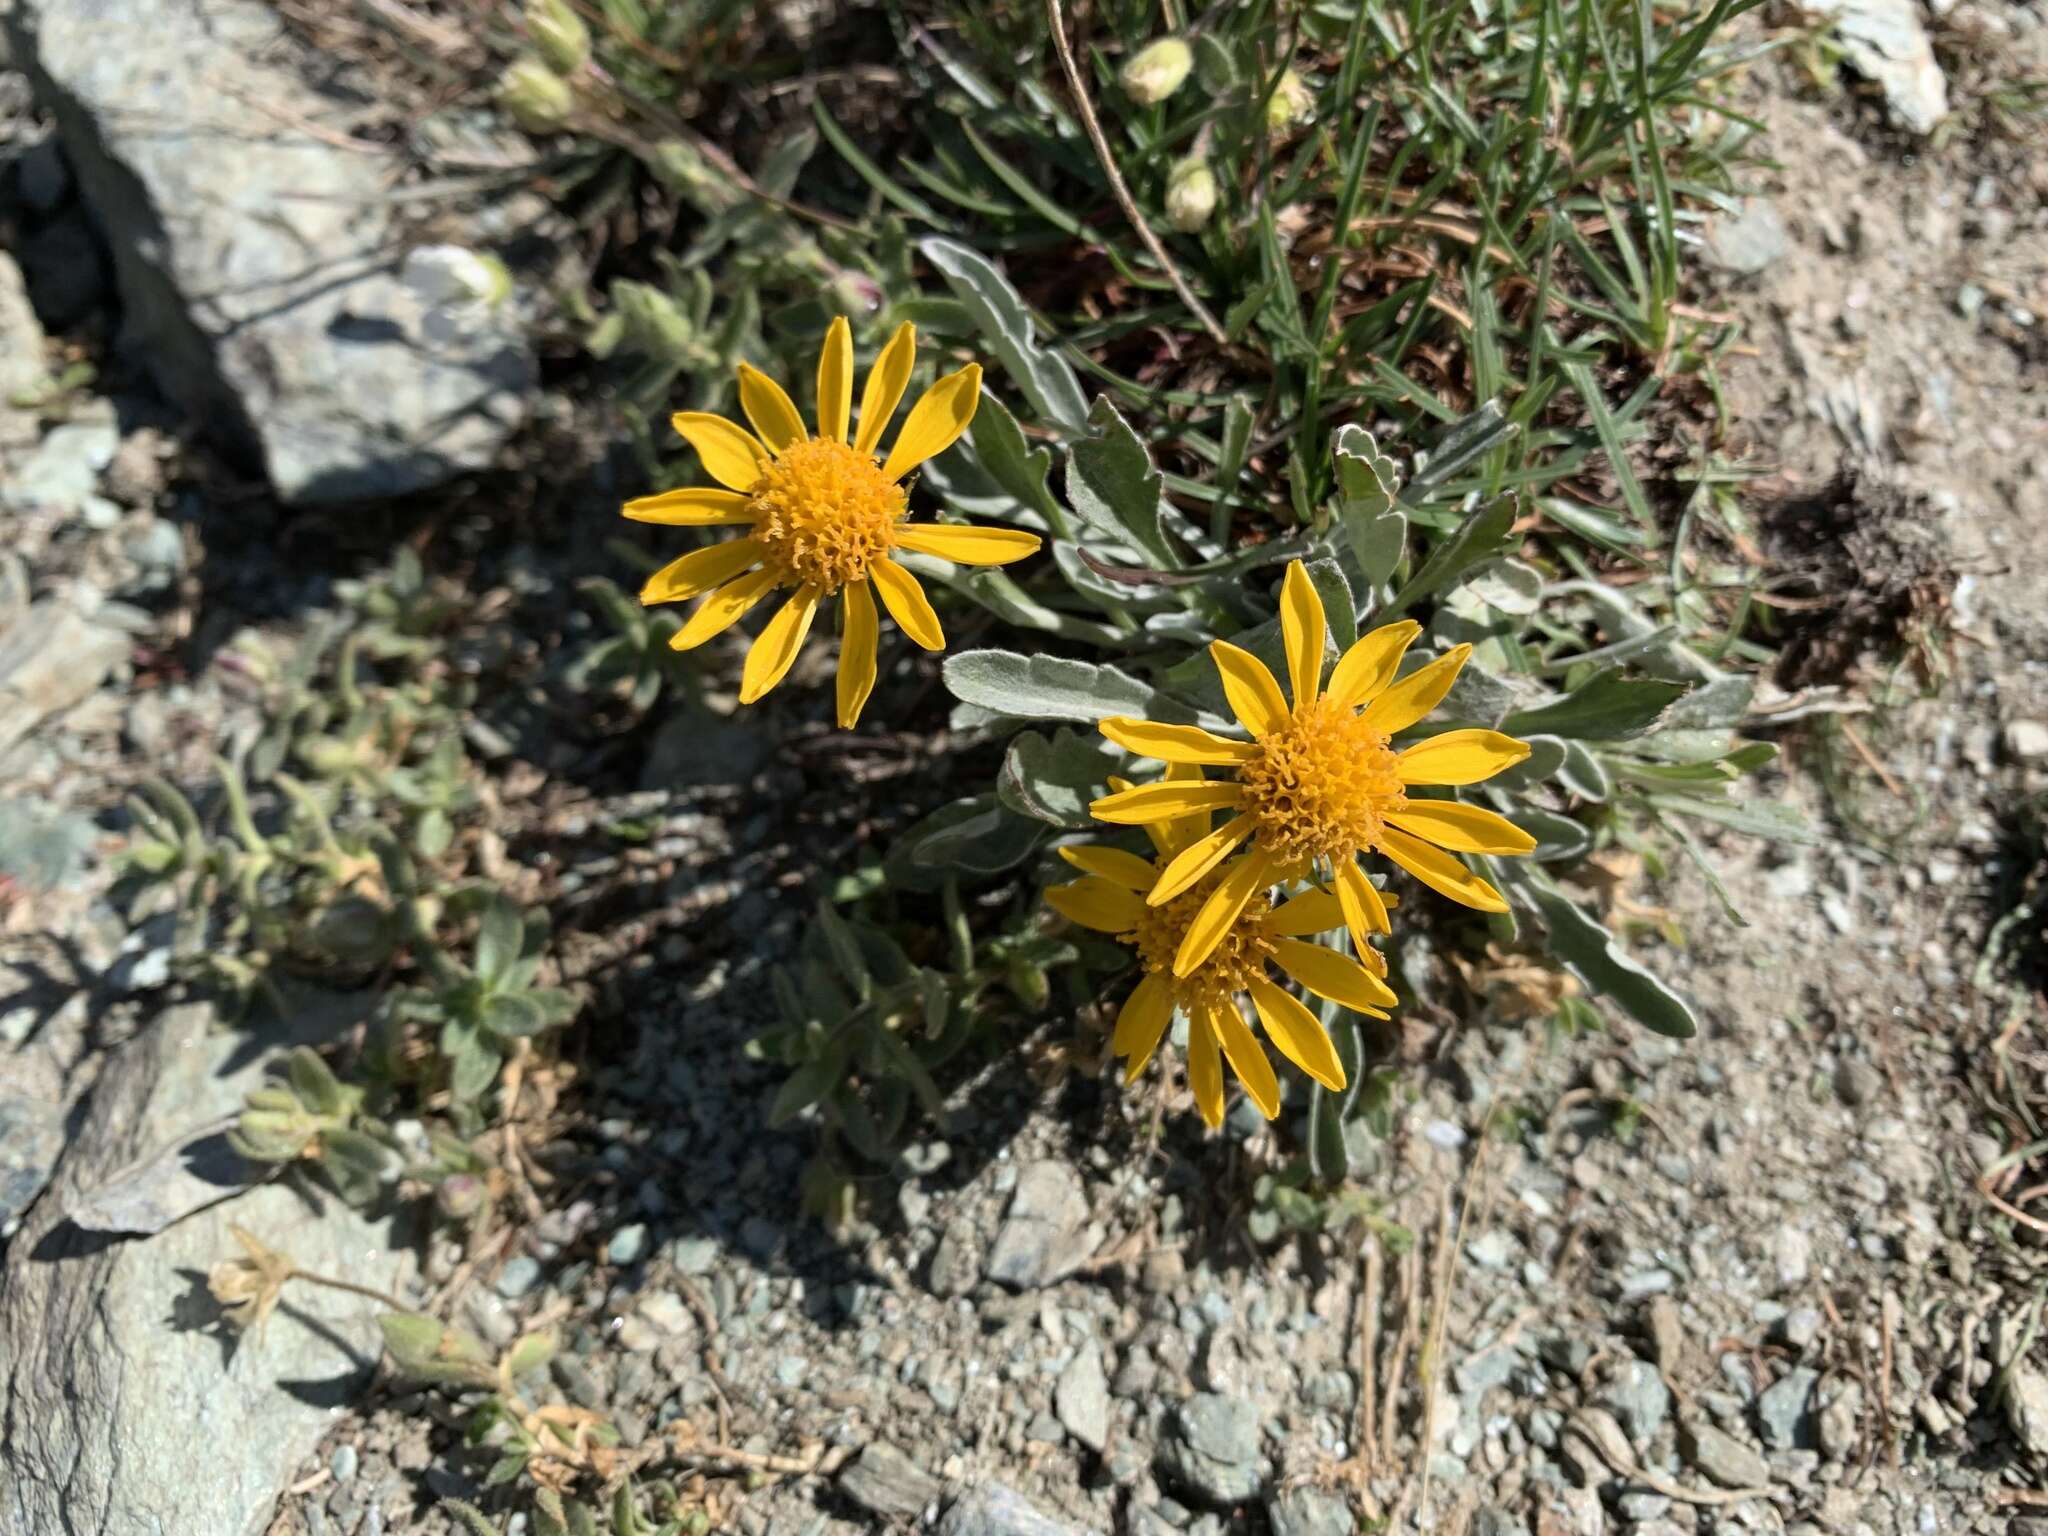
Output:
[436,1172,485,1221]
[1165,155,1218,233]
[1266,68,1315,132]
[497,54,575,133]
[1121,37,1193,106]
[524,0,589,75]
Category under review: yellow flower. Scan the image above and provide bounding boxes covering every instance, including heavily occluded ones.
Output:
[625,320,1042,727]
[1091,559,1537,976]
[1047,769,1398,1128]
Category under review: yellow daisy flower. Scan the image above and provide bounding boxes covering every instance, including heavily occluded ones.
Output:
[1046,769,1399,1128]
[624,319,1043,727]
[1091,559,1537,977]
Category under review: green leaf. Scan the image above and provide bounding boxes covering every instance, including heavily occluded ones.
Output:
[1647,790,1816,843]
[481,990,547,1039]
[1303,557,1358,651]
[903,794,1045,876]
[319,1127,394,1203]
[942,649,1191,723]
[1513,869,1697,1039]
[1558,741,1613,801]
[769,1055,841,1128]
[1067,397,1176,567]
[285,1047,347,1118]
[1488,734,1567,791]
[1331,423,1406,588]
[1559,360,1655,529]
[1510,807,1594,862]
[997,727,1122,829]
[1382,496,1516,620]
[475,895,523,987]
[442,1020,501,1103]
[505,1328,558,1380]
[966,391,1061,522]
[918,238,1088,436]
[1503,668,1689,741]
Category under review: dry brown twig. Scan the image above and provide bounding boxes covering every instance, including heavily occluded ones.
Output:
[1043,0,1229,347]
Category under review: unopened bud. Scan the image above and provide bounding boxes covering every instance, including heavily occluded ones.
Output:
[1266,68,1315,132]
[1121,37,1193,106]
[524,0,589,75]
[498,54,575,133]
[1166,155,1218,233]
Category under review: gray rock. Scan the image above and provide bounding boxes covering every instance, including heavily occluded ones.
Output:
[929,1216,981,1297]
[0,797,96,892]
[1818,1378,1862,1460]
[1701,198,1789,276]
[1755,1367,1821,1451]
[2007,721,2048,763]
[839,1442,943,1519]
[987,1160,1089,1289]
[1772,1225,1812,1290]
[0,252,47,417]
[0,1092,64,1237]
[0,1003,396,1536]
[1803,0,1949,134]
[938,1483,1087,1536]
[642,710,770,790]
[1680,1420,1770,1488]
[2006,1364,2048,1456]
[1778,1307,1825,1352]
[329,1445,359,1484]
[3,416,118,514]
[1158,1393,1264,1507]
[5,0,533,503]
[1266,1487,1352,1536]
[1833,1058,1883,1106]
[1054,1343,1110,1453]
[495,1254,542,1299]
[1598,1359,1672,1443]
[608,1223,650,1265]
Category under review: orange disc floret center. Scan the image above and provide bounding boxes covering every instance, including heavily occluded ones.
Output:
[745,437,907,594]
[1130,869,1277,1011]
[1236,697,1406,865]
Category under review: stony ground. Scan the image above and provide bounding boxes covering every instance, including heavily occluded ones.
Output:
[5,12,2048,1536]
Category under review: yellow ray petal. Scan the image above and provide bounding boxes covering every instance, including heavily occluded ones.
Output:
[1148,813,1254,906]
[1091,779,1245,827]
[735,362,807,453]
[1378,826,1509,912]
[1206,1000,1281,1119]
[854,321,917,458]
[671,412,768,492]
[1263,885,1346,937]
[1397,728,1533,786]
[893,523,1042,565]
[1186,1009,1225,1128]
[1279,560,1326,710]
[1384,800,1536,855]
[1271,938,1397,1014]
[1360,645,1472,736]
[737,585,821,704]
[641,538,764,606]
[882,364,983,481]
[1248,977,1347,1091]
[1173,848,1276,977]
[622,487,755,526]
[1156,762,1219,858]
[1209,639,1289,737]
[1113,972,1174,1078]
[1044,875,1145,933]
[670,566,779,651]
[1326,620,1423,710]
[1334,858,1392,955]
[1057,844,1160,891]
[1099,716,1257,767]
[869,557,945,651]
[835,577,879,728]
[817,316,853,443]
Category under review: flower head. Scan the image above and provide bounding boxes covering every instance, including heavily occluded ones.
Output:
[1091,560,1536,976]
[1121,37,1194,105]
[1266,68,1316,132]
[208,1224,295,1340]
[1047,769,1398,1128]
[498,54,574,132]
[625,320,1041,727]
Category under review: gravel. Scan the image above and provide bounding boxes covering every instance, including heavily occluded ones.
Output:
[1157,1394,1264,1507]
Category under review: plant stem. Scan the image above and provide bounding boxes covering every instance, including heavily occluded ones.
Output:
[1043,0,1227,347]
[292,1269,415,1313]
